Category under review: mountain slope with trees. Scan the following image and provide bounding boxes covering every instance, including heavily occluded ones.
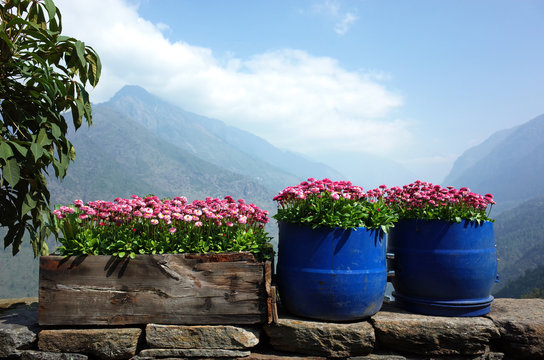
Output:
[444,114,544,212]
[107,85,342,192]
[47,104,273,211]
[495,264,544,298]
[492,196,544,296]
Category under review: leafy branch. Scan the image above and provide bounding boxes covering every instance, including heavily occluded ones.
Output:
[0,0,101,255]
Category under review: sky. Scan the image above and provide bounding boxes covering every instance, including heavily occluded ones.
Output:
[55,0,544,185]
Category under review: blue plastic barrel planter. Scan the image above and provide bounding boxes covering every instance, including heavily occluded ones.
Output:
[387,219,497,317]
[277,221,387,321]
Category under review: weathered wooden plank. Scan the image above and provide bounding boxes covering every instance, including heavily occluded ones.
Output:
[265,261,273,324]
[270,286,279,324]
[39,253,268,326]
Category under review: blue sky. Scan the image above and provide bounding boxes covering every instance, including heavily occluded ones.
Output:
[56,0,544,186]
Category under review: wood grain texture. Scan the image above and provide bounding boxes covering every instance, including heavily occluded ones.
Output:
[39,253,267,326]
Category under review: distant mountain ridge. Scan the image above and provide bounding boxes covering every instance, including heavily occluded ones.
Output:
[107,85,342,192]
[443,115,544,297]
[47,85,349,213]
[47,104,273,210]
[444,113,544,212]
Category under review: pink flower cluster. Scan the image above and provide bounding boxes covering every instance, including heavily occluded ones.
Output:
[53,194,269,229]
[273,178,375,204]
[384,180,495,210]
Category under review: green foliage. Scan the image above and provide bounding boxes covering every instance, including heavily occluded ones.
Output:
[385,181,495,224]
[273,179,398,233]
[0,0,101,255]
[56,218,273,261]
[53,196,274,262]
[274,195,397,233]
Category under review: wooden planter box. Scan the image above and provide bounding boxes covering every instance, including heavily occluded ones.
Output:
[39,252,275,326]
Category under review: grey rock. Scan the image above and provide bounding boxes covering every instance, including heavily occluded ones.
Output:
[146,324,260,349]
[245,353,327,360]
[349,352,504,360]
[486,298,544,360]
[135,348,250,358]
[264,314,375,358]
[19,350,88,360]
[349,355,407,360]
[371,303,500,356]
[38,328,142,360]
[0,303,39,357]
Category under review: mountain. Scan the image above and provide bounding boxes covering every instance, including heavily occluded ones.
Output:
[444,114,544,212]
[491,196,544,296]
[106,85,342,192]
[495,264,544,298]
[47,104,273,212]
[443,113,544,298]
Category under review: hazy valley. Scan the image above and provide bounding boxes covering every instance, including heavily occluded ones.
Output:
[2,87,544,299]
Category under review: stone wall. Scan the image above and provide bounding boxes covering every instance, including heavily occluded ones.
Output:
[1,298,543,360]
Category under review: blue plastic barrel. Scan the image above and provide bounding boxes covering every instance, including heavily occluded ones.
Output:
[387,219,497,316]
[277,221,387,321]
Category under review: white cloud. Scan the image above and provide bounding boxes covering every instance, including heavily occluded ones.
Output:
[155,22,171,34]
[334,12,358,35]
[56,0,408,157]
[313,0,359,35]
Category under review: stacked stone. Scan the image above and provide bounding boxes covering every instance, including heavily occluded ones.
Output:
[134,324,260,359]
[1,298,543,359]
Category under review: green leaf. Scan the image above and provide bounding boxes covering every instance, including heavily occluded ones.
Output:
[69,144,76,160]
[71,101,82,129]
[30,142,44,160]
[51,123,62,138]
[2,158,20,187]
[74,40,87,69]
[0,142,15,160]
[86,50,102,87]
[43,0,57,22]
[37,128,52,145]
[22,192,38,215]
[10,142,29,157]
[0,29,14,51]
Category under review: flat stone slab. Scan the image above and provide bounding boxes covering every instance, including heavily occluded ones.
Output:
[38,328,142,360]
[486,298,544,360]
[134,348,250,358]
[371,303,500,356]
[264,312,375,358]
[0,302,39,357]
[245,353,327,360]
[19,350,88,360]
[146,324,260,349]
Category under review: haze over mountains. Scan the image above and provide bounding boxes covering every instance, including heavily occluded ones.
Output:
[47,85,343,211]
[443,113,544,297]
[444,114,544,212]
[2,86,543,299]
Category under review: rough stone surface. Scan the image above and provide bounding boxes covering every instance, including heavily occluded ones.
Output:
[264,313,375,358]
[0,302,39,357]
[486,298,544,360]
[349,355,407,360]
[38,328,142,360]
[135,348,250,358]
[146,324,260,349]
[19,350,89,360]
[244,353,327,360]
[371,303,500,356]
